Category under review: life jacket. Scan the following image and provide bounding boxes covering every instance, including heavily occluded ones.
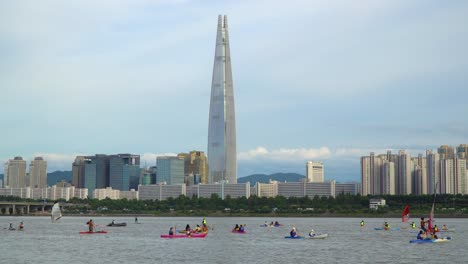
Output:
[360,221,364,226]
[434,227,439,232]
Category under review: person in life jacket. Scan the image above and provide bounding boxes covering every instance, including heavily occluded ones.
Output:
[360,220,365,227]
[442,224,448,230]
[202,224,208,233]
[234,224,239,231]
[309,229,315,237]
[169,227,174,235]
[384,222,390,229]
[202,218,207,226]
[433,225,439,232]
[411,222,416,229]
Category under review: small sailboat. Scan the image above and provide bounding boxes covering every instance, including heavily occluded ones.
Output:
[51,202,62,222]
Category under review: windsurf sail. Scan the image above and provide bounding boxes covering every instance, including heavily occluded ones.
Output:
[51,203,62,222]
[402,205,410,222]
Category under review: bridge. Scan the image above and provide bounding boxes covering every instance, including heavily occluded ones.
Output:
[0,202,57,215]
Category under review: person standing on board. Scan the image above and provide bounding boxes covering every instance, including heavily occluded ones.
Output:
[135,217,138,223]
[86,219,95,232]
[420,217,427,232]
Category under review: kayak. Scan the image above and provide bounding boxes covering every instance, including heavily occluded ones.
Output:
[374,227,400,231]
[232,230,246,234]
[160,233,207,238]
[309,234,328,239]
[438,229,455,233]
[79,231,108,234]
[260,224,284,227]
[409,237,451,244]
[284,236,304,239]
[107,223,127,227]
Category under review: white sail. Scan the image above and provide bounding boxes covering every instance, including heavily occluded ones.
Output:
[51,203,62,222]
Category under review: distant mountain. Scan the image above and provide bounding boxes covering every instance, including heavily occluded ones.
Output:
[47,171,72,186]
[238,172,305,186]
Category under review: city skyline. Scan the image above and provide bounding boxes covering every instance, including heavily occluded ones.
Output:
[1,1,467,181]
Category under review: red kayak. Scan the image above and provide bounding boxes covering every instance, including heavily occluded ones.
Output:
[232,230,246,234]
[160,233,207,238]
[79,231,108,234]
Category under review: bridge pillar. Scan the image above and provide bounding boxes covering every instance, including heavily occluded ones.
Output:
[19,207,24,215]
[6,206,10,215]
[27,205,30,215]
[12,205,16,215]
[42,206,45,213]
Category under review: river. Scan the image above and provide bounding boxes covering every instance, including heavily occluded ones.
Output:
[0,216,465,264]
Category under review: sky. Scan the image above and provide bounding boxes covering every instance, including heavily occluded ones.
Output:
[1,0,467,181]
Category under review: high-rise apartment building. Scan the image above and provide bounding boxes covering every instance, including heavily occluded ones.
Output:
[29,157,47,188]
[72,156,86,188]
[361,153,383,195]
[4,157,27,188]
[457,144,468,159]
[438,145,455,159]
[156,156,184,185]
[455,158,467,194]
[426,150,440,194]
[306,161,324,183]
[382,161,395,194]
[207,15,237,184]
[397,151,412,195]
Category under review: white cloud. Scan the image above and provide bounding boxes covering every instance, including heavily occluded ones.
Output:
[238,146,331,162]
[140,152,177,167]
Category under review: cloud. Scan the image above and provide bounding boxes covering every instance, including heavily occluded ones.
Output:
[238,147,332,162]
[140,152,178,167]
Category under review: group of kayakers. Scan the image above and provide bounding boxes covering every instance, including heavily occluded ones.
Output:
[168,218,209,236]
[263,221,282,227]
[233,224,245,232]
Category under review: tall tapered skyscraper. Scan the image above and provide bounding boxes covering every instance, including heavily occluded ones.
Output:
[207,15,237,184]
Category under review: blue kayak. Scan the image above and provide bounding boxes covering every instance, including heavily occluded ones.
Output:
[284,236,303,239]
[409,237,451,243]
[374,227,400,231]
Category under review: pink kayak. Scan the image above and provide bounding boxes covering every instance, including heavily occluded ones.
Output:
[79,231,108,234]
[160,233,207,238]
[232,230,246,234]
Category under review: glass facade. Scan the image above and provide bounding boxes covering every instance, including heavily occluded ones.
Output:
[156,157,184,185]
[207,15,237,184]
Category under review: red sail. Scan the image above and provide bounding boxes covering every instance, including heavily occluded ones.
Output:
[428,203,434,232]
[401,205,410,222]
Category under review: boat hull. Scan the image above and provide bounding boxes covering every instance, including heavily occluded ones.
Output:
[160,233,207,238]
[79,231,108,234]
[410,237,451,243]
[309,234,328,239]
[107,223,127,227]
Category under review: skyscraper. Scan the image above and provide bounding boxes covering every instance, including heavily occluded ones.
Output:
[29,157,47,188]
[156,156,184,185]
[180,151,208,184]
[207,15,237,184]
[4,157,27,188]
[109,154,141,191]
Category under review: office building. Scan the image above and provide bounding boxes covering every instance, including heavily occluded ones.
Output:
[156,156,184,185]
[181,151,208,184]
[207,15,237,184]
[29,157,47,188]
[306,161,324,183]
[109,154,141,191]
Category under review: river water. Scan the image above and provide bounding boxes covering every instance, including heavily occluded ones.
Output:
[0,216,466,264]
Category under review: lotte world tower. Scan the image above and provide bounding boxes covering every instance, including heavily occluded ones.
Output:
[207,15,237,184]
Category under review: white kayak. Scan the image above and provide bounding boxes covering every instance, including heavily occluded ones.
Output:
[308,234,328,239]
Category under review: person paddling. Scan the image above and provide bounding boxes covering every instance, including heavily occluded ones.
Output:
[420,217,427,231]
[309,229,315,237]
[86,219,95,232]
[410,222,416,229]
[290,227,297,238]
[169,227,174,235]
[18,221,24,230]
[360,220,365,227]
